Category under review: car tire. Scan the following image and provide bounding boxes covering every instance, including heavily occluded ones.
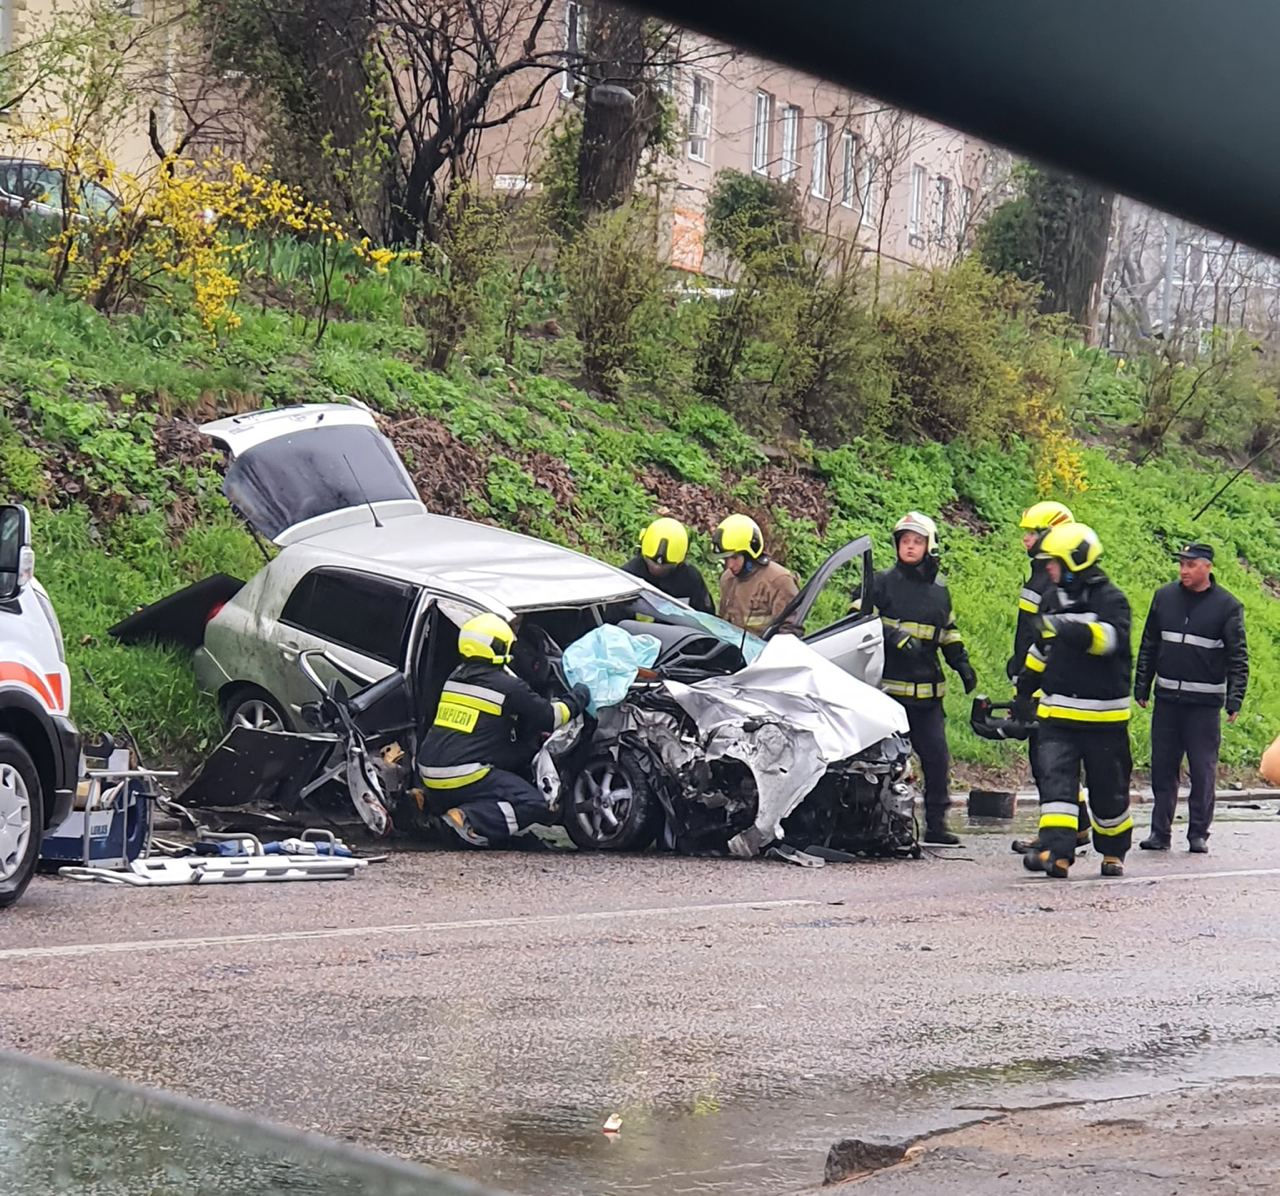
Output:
[564,750,662,852]
[221,685,292,733]
[0,735,44,909]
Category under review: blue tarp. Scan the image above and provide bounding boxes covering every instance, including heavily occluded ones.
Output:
[562,624,662,714]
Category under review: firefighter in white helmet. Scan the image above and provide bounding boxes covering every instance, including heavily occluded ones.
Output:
[864,512,977,844]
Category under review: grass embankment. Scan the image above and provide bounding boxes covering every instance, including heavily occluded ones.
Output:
[2,284,1278,776]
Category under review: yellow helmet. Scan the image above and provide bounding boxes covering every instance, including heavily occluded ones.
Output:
[458,612,515,665]
[1020,500,1075,531]
[711,514,764,561]
[640,517,689,566]
[1039,522,1103,573]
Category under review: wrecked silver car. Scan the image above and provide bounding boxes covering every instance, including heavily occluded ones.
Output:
[112,402,919,859]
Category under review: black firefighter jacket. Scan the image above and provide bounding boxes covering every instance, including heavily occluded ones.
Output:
[418,661,573,788]
[1017,567,1132,728]
[1008,554,1057,680]
[867,558,974,705]
[1134,578,1248,713]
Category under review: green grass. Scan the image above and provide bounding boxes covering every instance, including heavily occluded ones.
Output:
[2,283,1278,778]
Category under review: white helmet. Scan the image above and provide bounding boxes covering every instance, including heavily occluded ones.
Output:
[893,510,939,555]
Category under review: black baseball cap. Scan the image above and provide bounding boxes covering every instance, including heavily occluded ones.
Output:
[1177,542,1214,562]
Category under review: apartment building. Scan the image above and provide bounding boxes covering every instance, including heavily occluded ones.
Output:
[473,4,1009,278]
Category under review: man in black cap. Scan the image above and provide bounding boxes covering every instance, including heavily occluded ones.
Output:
[1134,543,1248,853]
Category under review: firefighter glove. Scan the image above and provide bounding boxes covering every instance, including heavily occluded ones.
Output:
[958,662,978,694]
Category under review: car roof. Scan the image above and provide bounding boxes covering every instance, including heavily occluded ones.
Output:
[295,511,646,611]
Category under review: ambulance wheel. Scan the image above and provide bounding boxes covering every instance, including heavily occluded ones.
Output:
[0,735,43,909]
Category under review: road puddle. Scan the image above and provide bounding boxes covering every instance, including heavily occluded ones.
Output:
[443,1029,1280,1195]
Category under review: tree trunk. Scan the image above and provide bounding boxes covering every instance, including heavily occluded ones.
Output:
[1030,170,1114,334]
[576,3,658,214]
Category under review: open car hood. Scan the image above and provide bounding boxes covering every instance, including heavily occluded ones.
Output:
[201,404,426,546]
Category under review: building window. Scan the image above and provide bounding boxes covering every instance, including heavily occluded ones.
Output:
[780,105,800,182]
[860,153,878,226]
[958,185,974,246]
[810,120,830,199]
[840,132,857,208]
[687,74,712,163]
[0,0,12,53]
[752,91,773,175]
[934,175,952,243]
[560,1,584,98]
[908,164,926,238]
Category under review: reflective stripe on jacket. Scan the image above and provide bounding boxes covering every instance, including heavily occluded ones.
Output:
[1017,567,1133,727]
[418,660,571,787]
[1134,578,1248,713]
[869,560,971,706]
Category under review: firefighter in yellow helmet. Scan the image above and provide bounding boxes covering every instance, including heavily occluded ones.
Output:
[1013,523,1134,878]
[712,514,802,635]
[622,517,714,614]
[1008,501,1089,856]
[417,613,590,847]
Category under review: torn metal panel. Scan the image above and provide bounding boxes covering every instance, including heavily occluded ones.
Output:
[664,636,909,849]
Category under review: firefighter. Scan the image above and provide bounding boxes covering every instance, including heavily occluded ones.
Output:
[1008,500,1089,856]
[1015,522,1134,878]
[713,514,802,635]
[868,511,977,845]
[1134,542,1249,853]
[621,517,714,614]
[418,613,590,847]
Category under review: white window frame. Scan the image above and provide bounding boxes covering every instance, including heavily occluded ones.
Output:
[909,163,926,238]
[687,73,712,163]
[860,153,878,226]
[934,175,952,243]
[840,132,857,208]
[780,105,800,182]
[811,119,830,199]
[560,1,584,99]
[752,91,773,175]
[958,185,974,246]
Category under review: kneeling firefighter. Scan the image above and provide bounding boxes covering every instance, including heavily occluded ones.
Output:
[869,512,977,846]
[418,613,590,847]
[1015,523,1134,878]
[1008,500,1089,856]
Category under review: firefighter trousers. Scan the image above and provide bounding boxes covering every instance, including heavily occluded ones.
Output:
[903,700,951,828]
[1033,724,1134,862]
[1028,728,1089,841]
[427,768,553,847]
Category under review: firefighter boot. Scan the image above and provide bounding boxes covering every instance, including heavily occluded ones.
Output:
[1101,856,1125,878]
[1023,849,1071,878]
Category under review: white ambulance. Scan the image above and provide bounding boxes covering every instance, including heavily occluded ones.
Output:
[0,504,78,907]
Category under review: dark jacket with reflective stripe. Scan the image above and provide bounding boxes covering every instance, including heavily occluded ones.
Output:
[621,554,714,614]
[1134,579,1247,712]
[869,560,971,704]
[418,660,567,777]
[1008,555,1056,680]
[1017,567,1132,726]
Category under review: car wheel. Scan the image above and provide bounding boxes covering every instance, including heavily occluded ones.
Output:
[222,686,291,733]
[0,735,43,909]
[564,751,661,852]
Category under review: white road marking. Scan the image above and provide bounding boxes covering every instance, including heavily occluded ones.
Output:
[0,897,824,962]
[1025,865,1280,889]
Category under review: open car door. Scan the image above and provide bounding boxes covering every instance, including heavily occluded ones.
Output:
[201,403,426,546]
[765,535,883,688]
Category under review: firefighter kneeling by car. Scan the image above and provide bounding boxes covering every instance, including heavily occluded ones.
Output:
[418,614,590,847]
[1014,522,1135,879]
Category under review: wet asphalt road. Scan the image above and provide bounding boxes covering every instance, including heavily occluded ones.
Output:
[3,804,1280,1194]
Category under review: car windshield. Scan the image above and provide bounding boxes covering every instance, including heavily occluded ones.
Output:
[634,592,766,663]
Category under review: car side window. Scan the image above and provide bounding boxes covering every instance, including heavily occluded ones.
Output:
[23,167,63,208]
[0,162,23,199]
[280,568,419,665]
